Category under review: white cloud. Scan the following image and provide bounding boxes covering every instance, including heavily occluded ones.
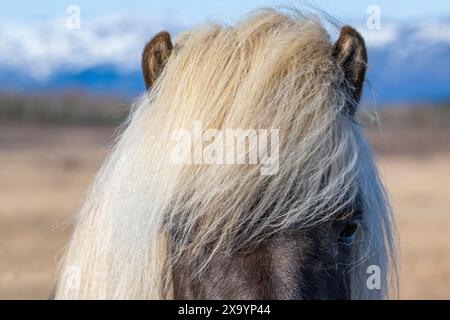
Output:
[357,23,399,48]
[414,20,450,43]
[0,14,193,80]
[1,15,449,82]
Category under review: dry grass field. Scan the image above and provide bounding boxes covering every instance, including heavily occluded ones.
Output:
[0,121,449,299]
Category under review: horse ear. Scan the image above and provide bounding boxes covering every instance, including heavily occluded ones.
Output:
[332,26,368,114]
[142,31,173,90]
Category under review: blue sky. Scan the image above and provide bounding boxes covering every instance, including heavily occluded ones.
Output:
[3,0,450,23]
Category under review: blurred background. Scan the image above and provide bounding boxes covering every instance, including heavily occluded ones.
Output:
[0,0,449,299]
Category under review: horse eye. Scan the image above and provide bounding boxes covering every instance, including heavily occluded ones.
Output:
[338,220,359,244]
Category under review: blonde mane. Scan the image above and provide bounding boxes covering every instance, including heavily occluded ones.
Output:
[55,9,397,299]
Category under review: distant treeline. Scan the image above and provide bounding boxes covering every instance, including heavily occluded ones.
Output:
[359,102,450,129]
[0,91,449,127]
[0,91,129,125]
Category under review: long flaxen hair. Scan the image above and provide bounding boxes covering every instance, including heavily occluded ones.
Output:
[55,9,397,299]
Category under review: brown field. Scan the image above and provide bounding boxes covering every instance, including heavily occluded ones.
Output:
[0,122,449,299]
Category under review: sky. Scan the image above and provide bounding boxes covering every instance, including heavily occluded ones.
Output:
[1,0,449,102]
[2,0,450,24]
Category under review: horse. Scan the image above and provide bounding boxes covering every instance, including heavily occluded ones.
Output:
[54,9,397,299]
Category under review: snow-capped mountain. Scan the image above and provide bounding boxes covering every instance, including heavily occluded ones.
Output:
[359,20,450,103]
[0,15,449,103]
[0,14,192,96]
